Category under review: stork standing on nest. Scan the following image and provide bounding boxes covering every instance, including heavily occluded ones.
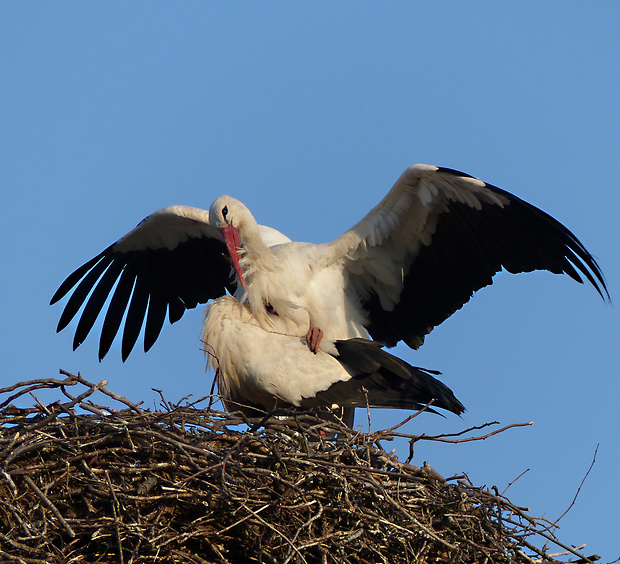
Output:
[51,164,608,424]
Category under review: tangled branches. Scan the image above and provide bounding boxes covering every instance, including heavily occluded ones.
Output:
[0,372,599,563]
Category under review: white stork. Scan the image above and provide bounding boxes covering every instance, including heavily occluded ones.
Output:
[51,164,608,422]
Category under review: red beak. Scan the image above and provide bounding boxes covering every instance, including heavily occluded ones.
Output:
[221,224,246,288]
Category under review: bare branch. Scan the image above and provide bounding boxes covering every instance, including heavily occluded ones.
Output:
[554,444,599,525]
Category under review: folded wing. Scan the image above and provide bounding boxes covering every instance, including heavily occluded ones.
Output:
[301,338,464,416]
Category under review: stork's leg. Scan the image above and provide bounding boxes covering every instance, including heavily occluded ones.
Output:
[306,326,323,354]
[341,407,355,429]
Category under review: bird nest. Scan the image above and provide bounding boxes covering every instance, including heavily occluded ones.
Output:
[0,372,599,564]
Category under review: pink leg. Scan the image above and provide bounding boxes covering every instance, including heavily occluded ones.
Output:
[306,326,324,354]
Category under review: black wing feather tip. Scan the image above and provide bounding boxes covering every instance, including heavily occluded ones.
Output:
[168,298,186,324]
[98,265,137,360]
[488,180,609,302]
[435,166,478,180]
[144,294,168,353]
[440,167,609,299]
[55,255,115,333]
[50,245,115,305]
[121,264,150,362]
[72,261,125,351]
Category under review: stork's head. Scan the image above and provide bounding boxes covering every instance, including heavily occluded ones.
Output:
[209,196,255,289]
[209,195,251,229]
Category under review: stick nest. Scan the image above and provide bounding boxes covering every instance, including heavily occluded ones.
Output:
[0,372,599,563]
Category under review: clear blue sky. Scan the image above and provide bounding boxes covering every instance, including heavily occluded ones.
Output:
[2,3,618,560]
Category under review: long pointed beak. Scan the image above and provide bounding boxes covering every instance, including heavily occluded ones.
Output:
[221,224,246,288]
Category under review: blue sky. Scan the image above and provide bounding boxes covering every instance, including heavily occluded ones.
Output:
[2,3,619,560]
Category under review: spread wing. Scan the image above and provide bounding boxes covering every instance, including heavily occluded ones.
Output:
[51,205,290,361]
[329,164,608,349]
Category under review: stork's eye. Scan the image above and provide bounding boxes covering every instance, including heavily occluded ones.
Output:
[222,205,228,219]
[265,302,278,316]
